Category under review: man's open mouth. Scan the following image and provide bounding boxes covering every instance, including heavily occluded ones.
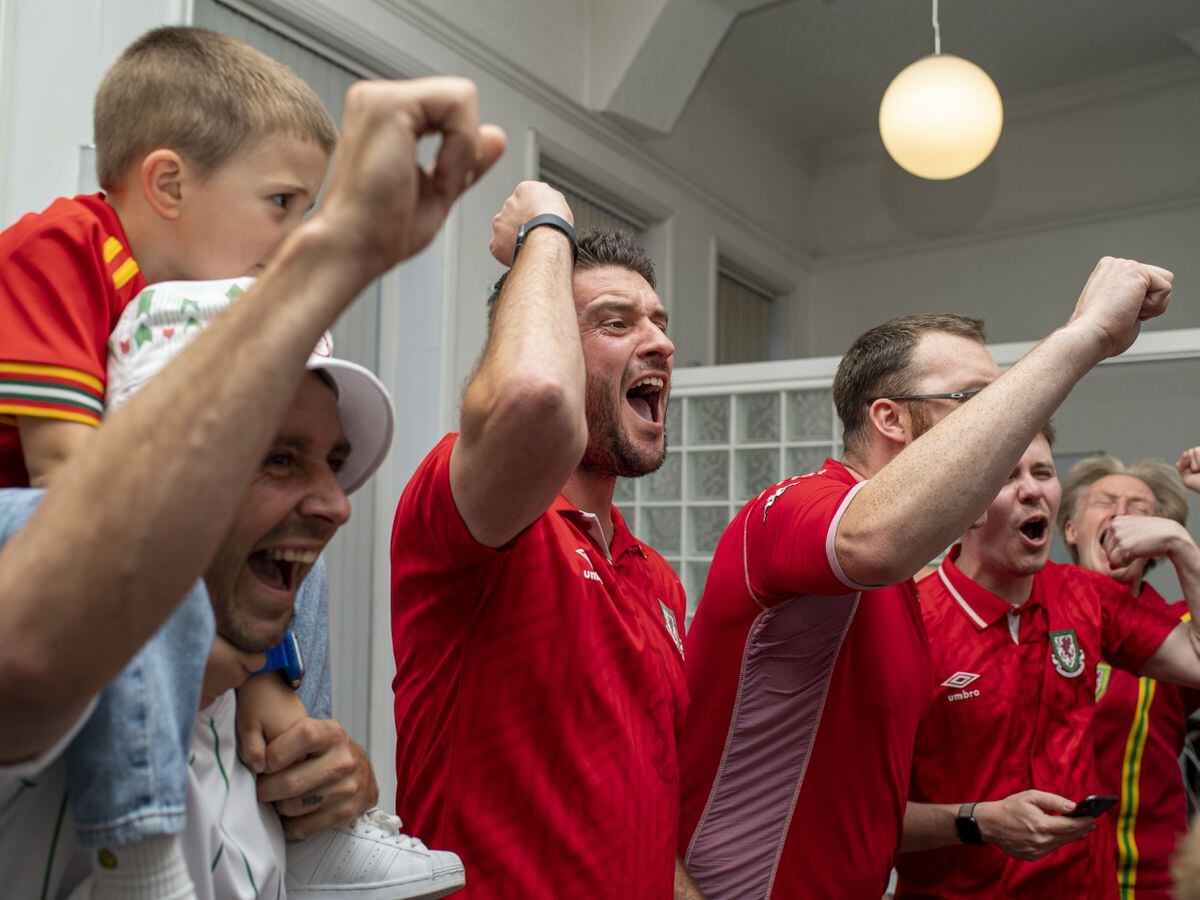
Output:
[626,375,666,424]
[246,548,319,592]
[1018,515,1049,545]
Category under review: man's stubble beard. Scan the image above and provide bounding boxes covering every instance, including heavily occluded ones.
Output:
[908,400,934,441]
[577,370,667,478]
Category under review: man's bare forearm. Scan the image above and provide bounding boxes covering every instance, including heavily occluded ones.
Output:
[452,184,588,547]
[902,801,962,852]
[836,324,1103,584]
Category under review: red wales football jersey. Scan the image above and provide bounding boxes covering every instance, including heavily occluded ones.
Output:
[679,459,934,899]
[390,434,689,898]
[1094,589,1200,900]
[0,193,146,485]
[897,553,1178,899]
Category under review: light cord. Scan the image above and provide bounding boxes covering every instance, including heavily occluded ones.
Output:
[932,0,942,55]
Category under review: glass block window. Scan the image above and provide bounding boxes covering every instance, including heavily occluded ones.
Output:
[618,386,841,623]
[716,266,776,364]
[539,161,645,238]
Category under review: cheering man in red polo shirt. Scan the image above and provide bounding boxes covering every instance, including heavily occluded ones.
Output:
[1064,448,1200,899]
[390,182,698,898]
[896,431,1200,898]
[680,257,1173,900]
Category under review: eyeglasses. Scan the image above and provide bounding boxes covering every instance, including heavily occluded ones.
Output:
[1084,496,1156,517]
[865,389,983,404]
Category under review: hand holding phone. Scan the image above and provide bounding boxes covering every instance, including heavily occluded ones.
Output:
[1067,794,1118,818]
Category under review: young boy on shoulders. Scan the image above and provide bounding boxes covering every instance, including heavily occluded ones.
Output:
[0,27,459,900]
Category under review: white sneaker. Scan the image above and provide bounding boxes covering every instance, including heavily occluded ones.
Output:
[285,808,465,899]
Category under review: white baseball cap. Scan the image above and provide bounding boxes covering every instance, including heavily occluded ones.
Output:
[106,278,394,494]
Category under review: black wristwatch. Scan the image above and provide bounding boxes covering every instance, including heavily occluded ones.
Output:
[955,801,985,845]
[513,214,577,266]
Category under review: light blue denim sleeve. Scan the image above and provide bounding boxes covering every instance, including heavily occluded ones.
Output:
[0,487,43,542]
[0,489,216,846]
[294,554,332,719]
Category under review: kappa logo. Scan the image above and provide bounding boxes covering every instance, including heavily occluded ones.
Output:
[575,548,603,583]
[941,671,981,702]
[659,600,684,658]
[1050,628,1086,678]
[762,470,828,522]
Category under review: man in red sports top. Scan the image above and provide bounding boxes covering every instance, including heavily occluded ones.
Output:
[895,429,1200,897]
[681,257,1175,900]
[1061,448,1200,899]
[391,182,698,898]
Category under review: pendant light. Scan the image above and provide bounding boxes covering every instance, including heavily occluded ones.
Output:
[878,0,1003,180]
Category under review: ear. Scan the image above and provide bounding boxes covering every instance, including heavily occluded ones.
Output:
[865,399,909,449]
[1063,518,1078,548]
[140,149,186,220]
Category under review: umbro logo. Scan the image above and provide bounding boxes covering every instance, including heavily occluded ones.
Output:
[942,671,981,702]
[575,548,603,583]
[941,671,980,689]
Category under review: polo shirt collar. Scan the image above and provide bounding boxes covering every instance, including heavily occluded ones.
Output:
[938,546,1019,630]
[551,494,646,563]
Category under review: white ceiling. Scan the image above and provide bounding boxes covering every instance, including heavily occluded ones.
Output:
[707,0,1200,163]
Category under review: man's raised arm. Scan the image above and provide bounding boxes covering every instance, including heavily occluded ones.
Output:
[0,77,505,761]
[450,181,588,548]
[836,257,1173,586]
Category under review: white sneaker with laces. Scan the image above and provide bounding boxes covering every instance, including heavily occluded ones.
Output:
[285,808,465,900]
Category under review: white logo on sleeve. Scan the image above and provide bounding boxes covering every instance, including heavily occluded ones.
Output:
[659,600,684,658]
[575,548,603,583]
[941,671,981,702]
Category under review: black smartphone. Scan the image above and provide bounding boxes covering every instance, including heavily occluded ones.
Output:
[1067,794,1119,818]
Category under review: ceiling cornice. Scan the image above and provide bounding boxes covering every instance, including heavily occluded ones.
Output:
[810,192,1200,272]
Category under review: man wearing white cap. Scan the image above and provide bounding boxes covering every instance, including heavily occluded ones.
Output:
[1,278,464,899]
[0,73,504,900]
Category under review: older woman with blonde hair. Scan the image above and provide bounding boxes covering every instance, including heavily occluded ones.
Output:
[1060,447,1200,900]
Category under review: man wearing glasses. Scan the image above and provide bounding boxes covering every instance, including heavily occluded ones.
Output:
[678,258,1175,900]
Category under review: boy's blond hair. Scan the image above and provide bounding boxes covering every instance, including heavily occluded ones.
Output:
[94,26,337,191]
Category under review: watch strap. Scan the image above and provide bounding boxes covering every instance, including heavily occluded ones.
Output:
[955,801,985,845]
[253,627,305,689]
[513,213,578,266]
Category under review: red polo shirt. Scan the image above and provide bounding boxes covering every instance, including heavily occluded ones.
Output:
[679,459,934,899]
[897,552,1178,899]
[0,193,145,485]
[390,434,689,899]
[1094,589,1200,900]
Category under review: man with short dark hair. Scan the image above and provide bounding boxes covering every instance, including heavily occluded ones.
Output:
[679,259,1174,899]
[390,181,696,898]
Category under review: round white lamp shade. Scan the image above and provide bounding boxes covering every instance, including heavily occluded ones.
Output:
[879,53,1003,180]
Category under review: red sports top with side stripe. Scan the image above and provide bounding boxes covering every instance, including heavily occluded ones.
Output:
[1094,588,1200,900]
[390,434,690,899]
[0,193,145,486]
[897,553,1178,899]
[679,459,934,899]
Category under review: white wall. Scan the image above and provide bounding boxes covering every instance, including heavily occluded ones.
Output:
[0,0,186,225]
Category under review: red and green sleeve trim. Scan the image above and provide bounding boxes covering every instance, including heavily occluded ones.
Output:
[0,361,104,427]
